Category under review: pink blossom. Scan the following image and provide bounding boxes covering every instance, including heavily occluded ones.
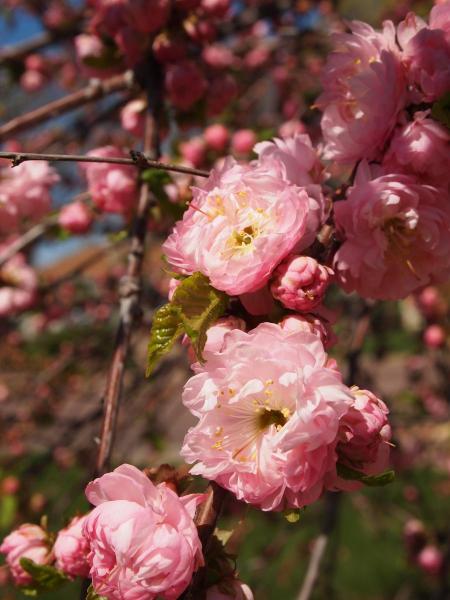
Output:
[179,137,206,167]
[239,285,274,316]
[416,545,444,576]
[253,135,328,250]
[270,255,333,312]
[317,20,405,164]
[334,388,391,482]
[120,99,147,137]
[333,164,450,300]
[74,34,119,79]
[0,249,38,317]
[207,580,254,599]
[153,33,187,63]
[181,323,353,511]
[279,314,337,350]
[0,161,59,232]
[202,44,235,69]
[200,0,230,18]
[54,515,90,578]
[184,17,217,43]
[383,111,450,190]
[231,130,257,155]
[81,146,137,215]
[278,120,306,138]
[163,158,311,296]
[20,69,46,92]
[165,61,207,111]
[58,201,93,234]
[83,464,205,600]
[398,8,450,102]
[204,124,230,152]
[206,74,238,116]
[0,524,50,586]
[201,316,247,355]
[423,324,446,348]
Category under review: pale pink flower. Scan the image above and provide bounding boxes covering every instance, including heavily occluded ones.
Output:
[204,124,230,152]
[202,44,235,69]
[423,324,446,348]
[270,256,333,312]
[383,111,450,190]
[416,546,444,576]
[398,7,450,102]
[74,34,118,79]
[84,464,205,600]
[231,130,257,155]
[181,323,353,511]
[120,100,147,137]
[81,146,137,215]
[165,61,207,111]
[279,314,337,350]
[335,388,391,477]
[0,524,50,586]
[207,580,254,599]
[54,515,90,579]
[0,161,59,232]
[58,201,93,234]
[333,163,450,300]
[180,137,206,167]
[278,120,306,138]
[253,135,328,250]
[163,158,310,295]
[183,315,246,363]
[317,20,406,164]
[0,249,38,317]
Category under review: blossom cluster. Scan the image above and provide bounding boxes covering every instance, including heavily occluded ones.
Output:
[0,465,252,599]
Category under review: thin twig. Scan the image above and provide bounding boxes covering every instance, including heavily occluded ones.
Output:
[94,56,164,476]
[0,217,56,268]
[0,73,135,140]
[0,150,209,178]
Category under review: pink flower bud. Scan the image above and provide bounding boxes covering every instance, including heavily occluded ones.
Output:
[58,201,93,234]
[417,286,441,317]
[200,0,230,18]
[423,324,446,348]
[271,255,333,312]
[120,99,147,136]
[153,32,187,63]
[179,137,206,167]
[1,476,20,495]
[204,124,230,152]
[403,519,426,554]
[165,61,207,111]
[54,515,90,578]
[0,524,50,585]
[20,70,46,92]
[202,44,235,68]
[416,545,443,576]
[231,130,257,155]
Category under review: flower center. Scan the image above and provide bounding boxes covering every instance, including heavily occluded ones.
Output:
[257,407,288,431]
[233,225,257,247]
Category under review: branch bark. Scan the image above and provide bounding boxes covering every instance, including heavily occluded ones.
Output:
[0,73,135,140]
[0,150,209,178]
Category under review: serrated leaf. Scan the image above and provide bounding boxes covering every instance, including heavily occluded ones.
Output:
[19,558,68,591]
[337,464,395,487]
[86,584,108,600]
[431,92,450,129]
[172,272,228,362]
[283,508,302,523]
[146,303,184,376]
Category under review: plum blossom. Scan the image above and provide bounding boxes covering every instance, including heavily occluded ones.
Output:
[163,158,311,295]
[317,20,406,164]
[253,135,328,250]
[83,464,205,600]
[0,161,59,233]
[231,130,257,155]
[0,524,50,586]
[120,99,147,137]
[333,163,450,300]
[270,255,333,312]
[181,323,354,510]
[397,5,450,102]
[383,111,450,190]
[279,314,337,350]
[0,248,38,317]
[165,61,207,111]
[81,146,137,216]
[58,201,93,234]
[54,515,90,578]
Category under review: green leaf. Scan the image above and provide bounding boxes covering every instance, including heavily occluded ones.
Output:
[86,584,108,600]
[146,303,184,376]
[141,169,172,188]
[172,272,228,362]
[431,92,450,129]
[0,494,17,529]
[283,508,302,523]
[337,464,395,487]
[146,273,228,376]
[19,558,68,592]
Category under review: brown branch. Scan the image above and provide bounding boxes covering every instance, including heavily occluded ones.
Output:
[0,217,55,268]
[0,150,209,178]
[0,73,135,140]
